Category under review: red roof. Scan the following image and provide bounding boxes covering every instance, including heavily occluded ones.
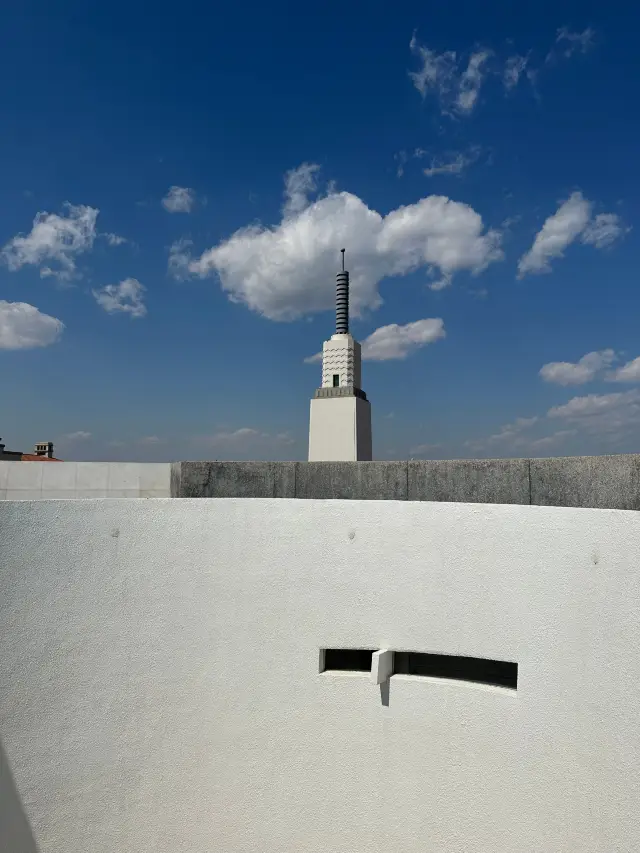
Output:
[20,454,62,462]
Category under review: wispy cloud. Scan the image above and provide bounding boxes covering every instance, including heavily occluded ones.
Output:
[162,186,196,213]
[283,162,320,217]
[418,146,481,178]
[92,278,147,318]
[550,27,595,61]
[409,35,491,116]
[518,192,627,277]
[64,431,92,440]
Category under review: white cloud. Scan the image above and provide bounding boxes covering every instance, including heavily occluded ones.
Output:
[409,442,441,456]
[162,186,196,213]
[581,213,628,249]
[554,26,595,59]
[92,278,147,318]
[0,300,64,350]
[64,431,91,440]
[488,416,538,443]
[517,192,625,277]
[409,35,491,116]
[547,389,640,440]
[607,356,640,383]
[168,238,193,280]
[203,427,294,449]
[139,435,162,444]
[517,192,591,276]
[420,147,480,178]
[539,349,616,385]
[361,318,445,361]
[187,167,503,321]
[283,163,320,217]
[102,232,128,247]
[503,54,529,91]
[2,203,98,281]
[529,429,576,450]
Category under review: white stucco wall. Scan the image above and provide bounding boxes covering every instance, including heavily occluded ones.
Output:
[308,396,372,460]
[0,461,171,499]
[2,497,640,852]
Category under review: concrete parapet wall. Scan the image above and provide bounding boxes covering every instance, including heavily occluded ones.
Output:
[173,454,640,510]
[0,461,171,499]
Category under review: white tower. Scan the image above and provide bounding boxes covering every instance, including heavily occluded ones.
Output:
[308,250,373,461]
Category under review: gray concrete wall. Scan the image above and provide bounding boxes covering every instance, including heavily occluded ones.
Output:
[0,462,171,499]
[172,454,640,510]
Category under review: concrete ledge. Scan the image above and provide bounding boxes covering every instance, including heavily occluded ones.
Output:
[408,458,531,505]
[176,461,296,498]
[295,461,407,500]
[166,455,640,511]
[530,454,640,510]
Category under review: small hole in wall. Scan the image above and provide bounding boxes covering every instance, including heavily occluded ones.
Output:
[393,652,517,690]
[321,648,374,673]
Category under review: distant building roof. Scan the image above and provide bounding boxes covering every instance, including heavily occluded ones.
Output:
[20,454,62,462]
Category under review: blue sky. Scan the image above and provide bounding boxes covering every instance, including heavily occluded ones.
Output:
[1,0,639,462]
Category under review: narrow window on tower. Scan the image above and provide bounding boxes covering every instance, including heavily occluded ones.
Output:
[332,374,340,387]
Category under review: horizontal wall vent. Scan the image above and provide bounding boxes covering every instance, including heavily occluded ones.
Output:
[394,652,517,690]
[321,648,374,673]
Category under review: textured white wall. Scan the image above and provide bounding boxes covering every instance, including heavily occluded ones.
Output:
[0,461,171,499]
[2,498,640,853]
[321,334,362,388]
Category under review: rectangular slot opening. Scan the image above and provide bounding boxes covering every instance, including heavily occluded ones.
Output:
[393,652,517,690]
[321,648,374,673]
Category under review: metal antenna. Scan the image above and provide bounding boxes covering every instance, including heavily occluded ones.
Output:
[336,249,349,334]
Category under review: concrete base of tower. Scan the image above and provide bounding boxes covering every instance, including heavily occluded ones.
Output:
[308,395,372,461]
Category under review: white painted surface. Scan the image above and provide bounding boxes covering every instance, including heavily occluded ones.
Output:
[2,498,640,852]
[371,649,394,684]
[320,333,362,388]
[0,461,171,499]
[308,395,372,460]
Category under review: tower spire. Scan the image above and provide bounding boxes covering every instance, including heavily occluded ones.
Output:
[336,248,349,334]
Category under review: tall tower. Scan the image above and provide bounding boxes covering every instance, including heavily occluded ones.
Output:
[308,250,373,461]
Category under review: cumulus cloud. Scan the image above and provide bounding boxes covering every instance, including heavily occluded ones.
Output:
[539,349,616,385]
[162,186,196,213]
[361,318,445,361]
[517,192,625,277]
[92,278,147,318]
[186,166,503,320]
[547,389,640,439]
[0,300,64,350]
[607,356,640,383]
[409,35,491,116]
[2,203,98,281]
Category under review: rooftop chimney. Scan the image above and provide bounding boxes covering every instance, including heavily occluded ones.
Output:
[34,441,54,459]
